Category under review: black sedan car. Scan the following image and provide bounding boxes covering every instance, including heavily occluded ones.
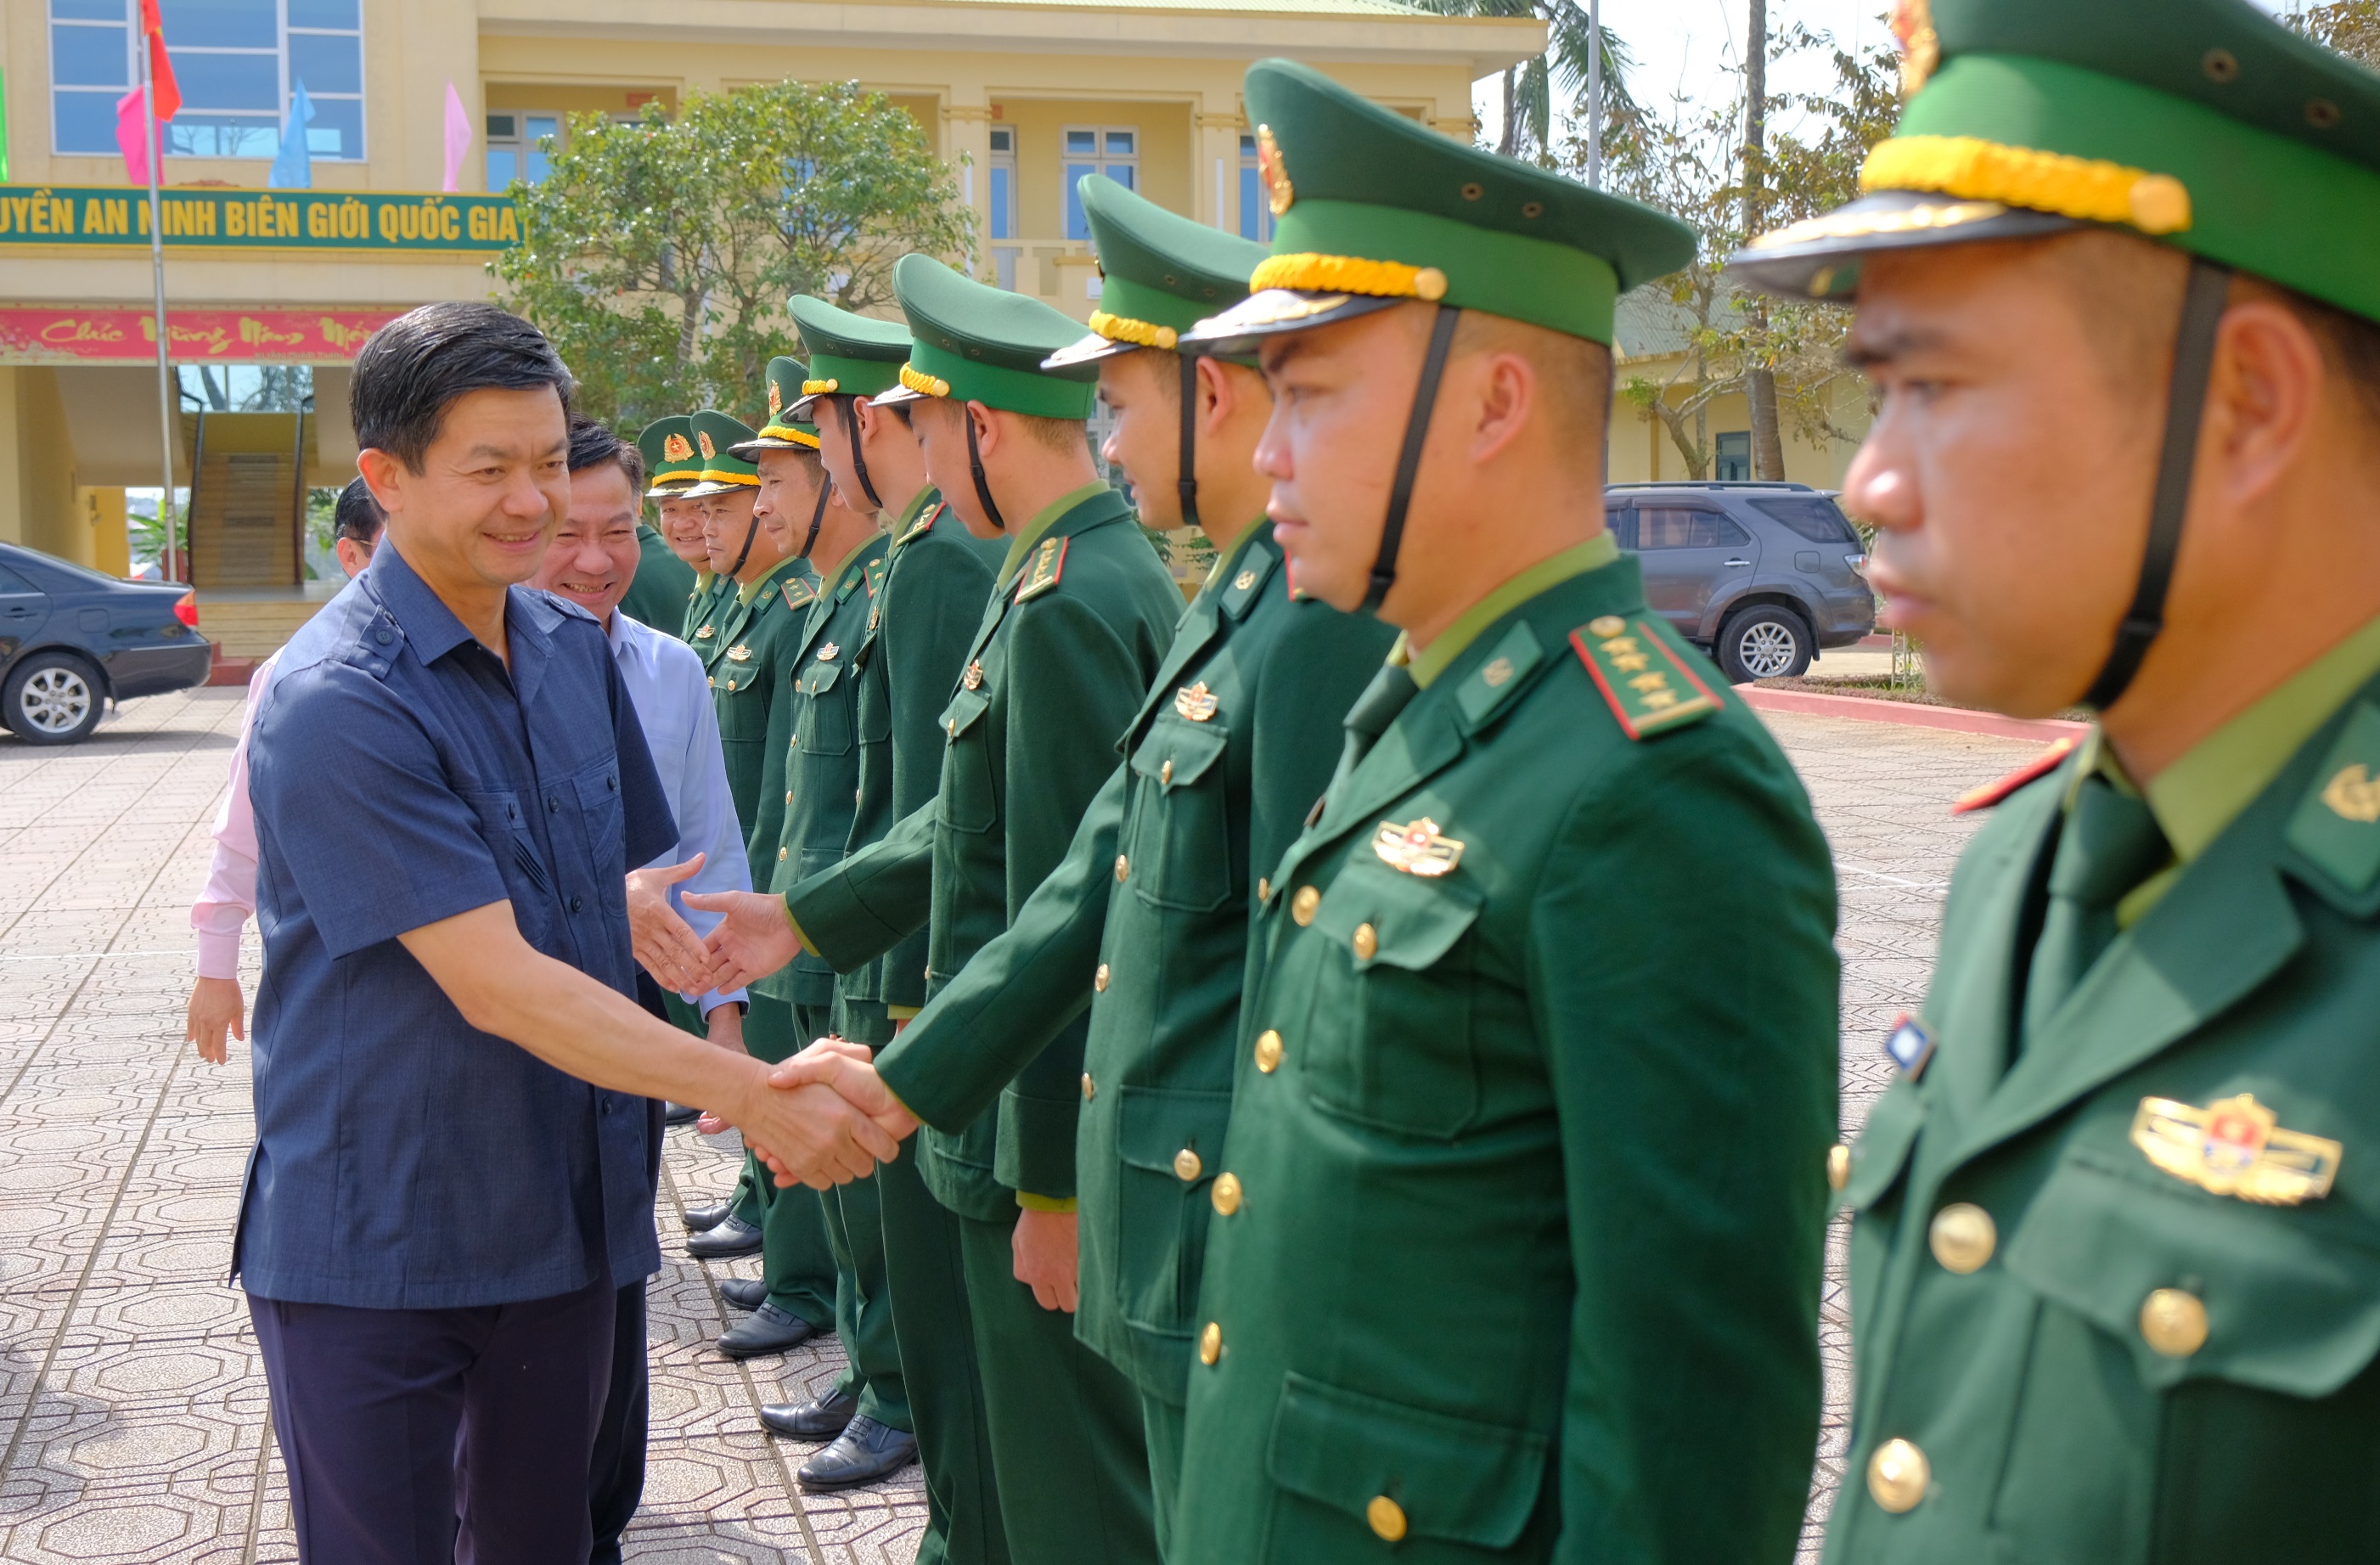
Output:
[0,542,212,745]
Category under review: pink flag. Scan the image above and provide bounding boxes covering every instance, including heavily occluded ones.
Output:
[115,89,151,186]
[442,82,473,194]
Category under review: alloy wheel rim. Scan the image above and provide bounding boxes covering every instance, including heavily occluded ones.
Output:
[1737,622,1799,678]
[19,667,93,735]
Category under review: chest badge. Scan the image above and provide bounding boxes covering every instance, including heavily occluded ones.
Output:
[695,625,715,640]
[1174,682,1218,722]
[2132,1093,2342,1205]
[726,644,752,663]
[1373,817,1464,877]
[817,642,840,661]
[963,661,984,690]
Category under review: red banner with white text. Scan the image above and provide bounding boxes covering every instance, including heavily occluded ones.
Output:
[0,307,402,364]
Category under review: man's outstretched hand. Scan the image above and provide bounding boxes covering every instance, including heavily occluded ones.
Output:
[682,889,804,994]
[746,1038,921,1187]
[732,1065,902,1191]
[626,854,709,994]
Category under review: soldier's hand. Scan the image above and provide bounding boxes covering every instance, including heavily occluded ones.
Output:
[1012,1207,1079,1313]
[184,976,245,1066]
[682,889,805,993]
[725,1073,897,1191]
[771,1041,921,1142]
[626,854,709,993]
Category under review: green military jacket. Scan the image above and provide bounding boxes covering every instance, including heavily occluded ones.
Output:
[872,521,1394,1399]
[1173,551,1838,1563]
[621,523,697,638]
[835,493,1004,1025]
[751,534,890,1011]
[1826,667,2380,1564]
[787,484,1182,1219]
[707,556,817,875]
[684,570,729,647]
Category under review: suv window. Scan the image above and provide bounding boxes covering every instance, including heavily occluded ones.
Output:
[1635,505,1749,550]
[0,564,36,594]
[1749,495,1857,543]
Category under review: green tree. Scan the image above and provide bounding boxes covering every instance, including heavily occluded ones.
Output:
[494,80,974,428]
[2290,0,2380,66]
[1416,0,1634,163]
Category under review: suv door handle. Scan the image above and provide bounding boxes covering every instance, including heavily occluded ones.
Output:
[1723,558,1753,568]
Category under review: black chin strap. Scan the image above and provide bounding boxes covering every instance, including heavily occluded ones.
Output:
[965,406,1008,535]
[2082,259,2232,712]
[1177,352,1201,533]
[1364,303,1463,611]
[843,397,883,511]
[797,467,829,560]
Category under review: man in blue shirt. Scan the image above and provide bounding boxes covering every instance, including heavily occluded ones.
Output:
[241,302,901,1565]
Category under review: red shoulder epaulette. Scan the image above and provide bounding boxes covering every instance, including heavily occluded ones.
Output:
[1014,535,1068,602]
[1950,736,2077,814]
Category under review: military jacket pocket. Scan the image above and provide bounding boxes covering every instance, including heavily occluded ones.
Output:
[936,687,996,835]
[796,660,852,757]
[1299,856,1484,1140]
[1124,716,1232,912]
[1113,1085,1232,1333]
[1263,1373,1548,1555]
[715,675,768,742]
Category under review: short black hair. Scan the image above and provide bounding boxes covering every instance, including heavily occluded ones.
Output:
[350,302,575,473]
[333,476,385,543]
[565,414,645,493]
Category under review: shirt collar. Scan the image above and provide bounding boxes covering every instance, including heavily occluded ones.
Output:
[366,542,481,665]
[998,480,1114,588]
[1390,532,1622,690]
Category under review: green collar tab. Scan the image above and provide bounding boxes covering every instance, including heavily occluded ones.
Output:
[788,295,911,406]
[879,253,1097,419]
[1395,532,1620,690]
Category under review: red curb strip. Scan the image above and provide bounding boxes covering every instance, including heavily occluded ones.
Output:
[1735,684,2092,743]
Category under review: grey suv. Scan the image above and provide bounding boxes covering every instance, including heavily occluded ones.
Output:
[1602,482,1873,683]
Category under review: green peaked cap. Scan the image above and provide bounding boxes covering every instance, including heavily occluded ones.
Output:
[682,409,761,496]
[1044,174,1270,369]
[636,414,700,498]
[786,296,911,414]
[1731,0,2380,325]
[732,357,822,455]
[1182,58,1695,352]
[871,253,1098,420]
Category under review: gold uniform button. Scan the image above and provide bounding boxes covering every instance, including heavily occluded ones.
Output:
[1366,1496,1408,1543]
[1115,854,1129,883]
[1173,1147,1202,1182]
[1160,757,1174,785]
[1827,1143,1851,1192]
[1866,1438,1929,1513]
[1211,1173,1241,1214]
[1927,1202,1995,1275]
[1198,1321,1222,1365]
[1081,1072,1094,1101]
[1352,922,1378,961]
[778,847,789,861]
[1253,1030,1283,1073]
[1291,885,1320,926]
[1257,876,1271,904]
[785,790,793,804]
[1094,963,1111,993]
[2141,1288,2209,1358]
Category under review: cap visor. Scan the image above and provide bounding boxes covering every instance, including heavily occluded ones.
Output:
[1042,331,1139,371]
[1179,289,1401,356]
[645,479,696,498]
[869,382,930,408]
[728,436,811,459]
[787,391,827,418]
[678,479,729,498]
[1727,190,2085,301]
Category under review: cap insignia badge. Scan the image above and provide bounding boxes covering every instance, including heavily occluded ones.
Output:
[1256,125,1294,217]
[963,661,984,690]
[768,380,784,417]
[1373,817,1464,877]
[1890,0,1939,96]
[662,433,693,462]
[2132,1093,2341,1205]
[1174,682,1218,722]
[697,431,717,459]
[726,644,752,663]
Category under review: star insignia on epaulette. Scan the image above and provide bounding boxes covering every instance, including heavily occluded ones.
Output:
[1015,537,1067,602]
[899,502,944,546]
[1571,615,1721,740]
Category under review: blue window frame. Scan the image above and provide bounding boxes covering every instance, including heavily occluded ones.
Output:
[1237,133,1274,242]
[1063,125,1136,242]
[48,0,366,160]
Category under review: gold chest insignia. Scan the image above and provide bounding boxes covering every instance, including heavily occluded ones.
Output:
[725,644,752,663]
[963,661,984,690]
[2131,1093,2342,1206]
[1174,682,1218,722]
[1373,817,1465,878]
[694,624,715,640]
[817,642,840,661]
[2322,763,2380,824]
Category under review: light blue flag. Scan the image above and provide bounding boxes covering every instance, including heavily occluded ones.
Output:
[268,81,313,189]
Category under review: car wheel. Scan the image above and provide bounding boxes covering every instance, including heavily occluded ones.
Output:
[3,652,104,745]
[1718,606,1812,683]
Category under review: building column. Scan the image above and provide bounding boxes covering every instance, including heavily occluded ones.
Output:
[944,88,994,282]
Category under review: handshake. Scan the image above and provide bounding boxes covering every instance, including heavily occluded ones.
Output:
[737,1035,923,1191]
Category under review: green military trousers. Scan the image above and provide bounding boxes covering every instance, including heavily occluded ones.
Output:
[955,1214,1160,1565]
[665,992,762,1227]
[742,997,837,1331]
[795,1002,909,1430]
[1140,1393,1186,1561]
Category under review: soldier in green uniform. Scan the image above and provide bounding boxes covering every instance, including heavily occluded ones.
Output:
[726,361,919,1489]
[678,408,841,1354]
[774,173,1397,1550]
[636,415,722,646]
[1139,62,1832,1562]
[620,418,699,637]
[695,254,1181,1565]
[1725,2,2380,1557]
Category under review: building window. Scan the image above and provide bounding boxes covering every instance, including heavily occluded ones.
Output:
[1237,133,1274,243]
[1713,431,1751,481]
[48,0,365,160]
[987,127,1018,240]
[485,113,560,188]
[1062,126,1136,242]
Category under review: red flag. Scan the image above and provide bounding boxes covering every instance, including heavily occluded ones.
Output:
[139,0,181,123]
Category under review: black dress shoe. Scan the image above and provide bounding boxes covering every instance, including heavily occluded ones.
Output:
[686,1215,762,1259]
[760,1388,858,1440]
[717,1278,768,1312]
[717,1302,817,1359]
[664,1101,701,1125]
[683,1200,735,1233]
[797,1416,917,1490]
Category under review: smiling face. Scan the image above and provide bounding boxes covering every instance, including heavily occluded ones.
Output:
[362,385,570,597]
[655,494,708,566]
[752,448,824,555]
[532,459,640,625]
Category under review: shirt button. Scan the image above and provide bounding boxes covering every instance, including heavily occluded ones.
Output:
[1865,1438,1929,1513]
[1094,963,1110,993]
[1827,1144,1850,1191]
[1927,1203,1995,1274]
[569,895,583,913]
[374,628,392,645]
[2140,1288,2209,1357]
[1366,1497,1408,1543]
[548,797,560,813]
[1198,1320,1222,1366]
[1291,885,1320,926]
[1080,1072,1094,1101]
[1253,1029,1283,1073]
[1114,854,1128,883]
[1173,1147,1202,1182]
[1210,1173,1241,1215]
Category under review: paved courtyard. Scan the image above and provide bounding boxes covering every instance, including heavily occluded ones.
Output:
[0,686,2046,1563]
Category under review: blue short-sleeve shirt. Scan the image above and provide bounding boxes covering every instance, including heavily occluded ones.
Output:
[238,544,677,1309]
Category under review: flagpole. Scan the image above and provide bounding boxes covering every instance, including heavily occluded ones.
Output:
[139,13,175,583]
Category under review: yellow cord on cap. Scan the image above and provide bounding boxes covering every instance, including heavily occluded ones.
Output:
[802,379,839,395]
[898,363,951,398]
[1088,310,1179,350]
[1860,134,2192,235]
[1251,252,1449,302]
[754,424,823,448]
